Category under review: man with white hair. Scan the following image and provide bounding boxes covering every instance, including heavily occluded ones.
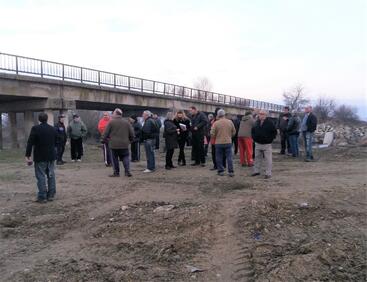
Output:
[210,109,236,176]
[301,106,318,161]
[141,110,159,172]
[102,108,134,177]
[251,110,277,179]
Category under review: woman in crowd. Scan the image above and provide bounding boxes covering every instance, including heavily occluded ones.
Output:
[173,110,191,166]
[164,112,179,170]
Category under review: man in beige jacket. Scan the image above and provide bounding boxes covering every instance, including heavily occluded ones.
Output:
[210,109,236,176]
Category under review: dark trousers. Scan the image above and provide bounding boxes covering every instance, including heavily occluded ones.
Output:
[166,148,175,167]
[211,144,226,169]
[111,149,130,175]
[102,143,112,165]
[131,141,140,161]
[71,138,83,160]
[56,143,65,162]
[232,137,238,155]
[192,133,205,164]
[178,139,186,164]
[252,141,256,158]
[280,131,291,154]
[155,135,160,150]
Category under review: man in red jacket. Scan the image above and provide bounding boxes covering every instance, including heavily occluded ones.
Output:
[98,112,112,166]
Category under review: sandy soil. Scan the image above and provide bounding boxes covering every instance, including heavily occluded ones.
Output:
[0,144,366,281]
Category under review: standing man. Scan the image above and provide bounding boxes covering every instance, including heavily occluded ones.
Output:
[55,114,67,165]
[287,110,301,157]
[251,110,277,179]
[152,113,162,151]
[210,109,236,176]
[173,110,191,166]
[141,110,159,172]
[67,114,87,162]
[231,115,240,155]
[301,106,318,162]
[129,115,142,162]
[204,113,214,157]
[190,106,208,166]
[25,112,57,203]
[238,111,255,167]
[163,112,179,170]
[98,112,112,166]
[277,106,291,155]
[102,108,134,177]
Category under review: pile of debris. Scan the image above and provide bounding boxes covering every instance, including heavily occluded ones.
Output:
[315,122,367,146]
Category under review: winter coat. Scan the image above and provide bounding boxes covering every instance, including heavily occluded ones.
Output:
[173,118,191,142]
[163,120,178,150]
[141,117,159,141]
[287,115,301,136]
[238,115,255,138]
[26,122,57,162]
[252,118,277,144]
[54,121,67,145]
[102,116,134,149]
[306,112,318,133]
[277,112,291,131]
[67,121,87,140]
[132,121,142,142]
[191,111,208,136]
[98,117,110,135]
[210,118,236,145]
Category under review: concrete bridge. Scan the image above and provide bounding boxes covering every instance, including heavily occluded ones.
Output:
[0,53,283,149]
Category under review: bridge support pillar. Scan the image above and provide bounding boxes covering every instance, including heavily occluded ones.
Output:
[44,110,54,126]
[0,112,3,150]
[24,111,34,140]
[8,112,18,149]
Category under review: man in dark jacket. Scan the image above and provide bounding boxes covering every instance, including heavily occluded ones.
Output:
[287,110,301,157]
[231,115,240,155]
[25,112,57,203]
[141,110,159,172]
[300,106,318,161]
[277,106,291,155]
[54,114,67,165]
[102,108,134,177]
[129,115,142,162]
[153,114,162,150]
[251,110,277,179]
[163,112,179,170]
[189,106,208,166]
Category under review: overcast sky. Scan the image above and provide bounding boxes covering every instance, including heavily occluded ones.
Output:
[1,0,366,118]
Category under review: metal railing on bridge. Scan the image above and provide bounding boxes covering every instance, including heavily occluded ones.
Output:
[0,52,283,112]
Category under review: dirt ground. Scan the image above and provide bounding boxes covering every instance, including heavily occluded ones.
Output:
[0,144,366,282]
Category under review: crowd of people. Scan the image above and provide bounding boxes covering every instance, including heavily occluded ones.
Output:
[25,105,317,203]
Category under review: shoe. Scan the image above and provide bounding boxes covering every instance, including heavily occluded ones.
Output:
[279,152,285,155]
[264,175,272,179]
[228,172,235,177]
[143,169,153,173]
[105,164,112,167]
[56,161,64,165]
[251,173,260,177]
[248,164,254,167]
[77,159,82,162]
[305,159,311,162]
[47,197,54,201]
[181,163,186,166]
[200,163,206,167]
[109,174,120,177]
[210,167,217,171]
[170,165,177,169]
[125,172,132,177]
[35,198,47,204]
[191,163,199,166]
[165,166,172,170]
[217,171,224,176]
[241,164,247,167]
[71,159,76,162]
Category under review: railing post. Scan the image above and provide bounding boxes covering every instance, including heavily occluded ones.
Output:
[182,87,185,97]
[15,56,18,74]
[190,88,193,99]
[128,77,131,90]
[153,81,155,94]
[173,85,176,96]
[141,79,144,92]
[113,74,116,88]
[62,64,64,80]
[40,60,43,77]
[98,71,100,86]
[80,67,83,83]
[163,83,166,95]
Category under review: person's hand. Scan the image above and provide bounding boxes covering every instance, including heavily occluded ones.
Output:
[25,156,31,163]
[194,127,198,131]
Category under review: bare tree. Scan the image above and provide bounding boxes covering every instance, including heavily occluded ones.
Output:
[313,97,336,122]
[282,84,310,111]
[333,104,359,123]
[193,77,213,92]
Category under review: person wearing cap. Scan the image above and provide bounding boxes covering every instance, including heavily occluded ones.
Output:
[129,115,142,162]
[287,110,301,157]
[238,110,255,167]
[25,112,57,203]
[141,110,159,172]
[251,110,277,179]
[102,108,134,177]
[54,114,67,165]
[98,112,112,166]
[210,109,236,177]
[67,114,87,162]
[277,106,291,155]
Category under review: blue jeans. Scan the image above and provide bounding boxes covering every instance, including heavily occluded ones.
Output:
[34,161,56,200]
[288,134,299,157]
[215,144,234,173]
[303,131,314,159]
[144,139,156,170]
